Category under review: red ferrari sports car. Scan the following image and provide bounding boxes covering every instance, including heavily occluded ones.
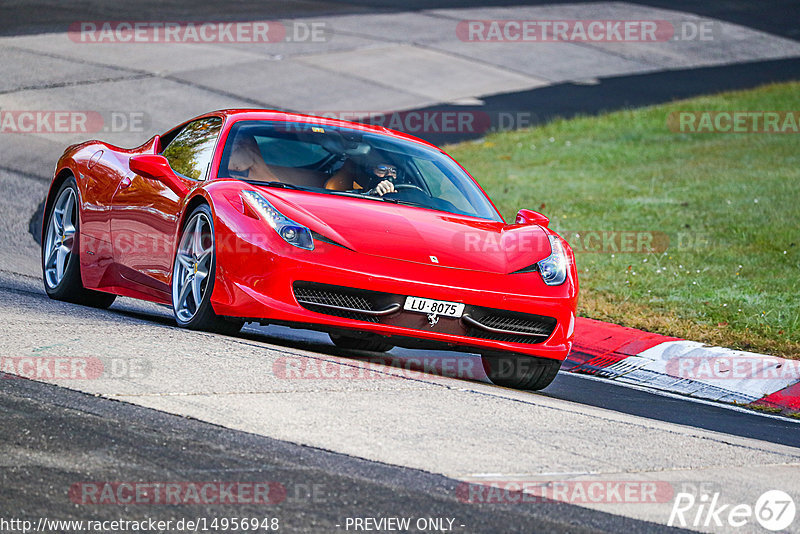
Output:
[41,110,578,390]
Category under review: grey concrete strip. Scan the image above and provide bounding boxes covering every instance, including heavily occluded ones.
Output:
[171,57,437,112]
[0,46,135,93]
[220,27,383,59]
[0,34,270,76]
[316,11,464,45]
[109,386,800,477]
[297,43,548,103]
[0,77,260,146]
[0,309,440,397]
[3,3,798,123]
[428,39,659,83]
[0,0,367,37]
[428,3,800,71]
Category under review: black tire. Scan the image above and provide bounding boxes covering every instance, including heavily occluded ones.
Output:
[482,354,561,390]
[171,203,243,335]
[329,332,394,352]
[41,177,116,309]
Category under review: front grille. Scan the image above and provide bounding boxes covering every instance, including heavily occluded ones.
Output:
[465,313,556,344]
[292,281,557,345]
[293,285,380,322]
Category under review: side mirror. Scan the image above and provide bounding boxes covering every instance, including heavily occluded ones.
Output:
[129,154,189,196]
[516,209,549,227]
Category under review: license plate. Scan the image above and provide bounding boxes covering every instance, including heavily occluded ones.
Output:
[404,296,464,318]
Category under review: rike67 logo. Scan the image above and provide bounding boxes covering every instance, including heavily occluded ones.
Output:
[669,489,796,531]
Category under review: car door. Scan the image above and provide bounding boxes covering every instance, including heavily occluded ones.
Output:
[78,148,129,289]
[110,116,223,299]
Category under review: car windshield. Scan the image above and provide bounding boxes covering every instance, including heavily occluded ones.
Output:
[218,120,501,221]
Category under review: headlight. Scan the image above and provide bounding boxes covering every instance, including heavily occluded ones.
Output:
[537,235,567,286]
[242,190,314,250]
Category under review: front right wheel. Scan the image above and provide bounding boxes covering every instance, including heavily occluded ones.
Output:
[172,204,242,335]
[481,354,561,390]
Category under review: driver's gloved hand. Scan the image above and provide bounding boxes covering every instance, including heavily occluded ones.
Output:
[368,180,395,196]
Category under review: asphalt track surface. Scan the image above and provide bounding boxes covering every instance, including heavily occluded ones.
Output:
[2,372,686,534]
[2,1,800,533]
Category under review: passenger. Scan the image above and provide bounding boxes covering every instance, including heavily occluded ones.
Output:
[227,134,278,182]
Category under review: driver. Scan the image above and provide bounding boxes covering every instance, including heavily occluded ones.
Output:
[324,161,398,196]
[367,163,397,196]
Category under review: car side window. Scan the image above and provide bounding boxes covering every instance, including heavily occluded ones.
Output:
[162,117,222,180]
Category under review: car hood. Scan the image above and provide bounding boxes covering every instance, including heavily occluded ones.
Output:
[260,188,552,274]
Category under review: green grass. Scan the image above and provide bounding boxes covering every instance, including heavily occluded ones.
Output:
[447,82,800,358]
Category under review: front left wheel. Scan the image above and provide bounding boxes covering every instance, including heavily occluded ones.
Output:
[172,204,242,335]
[42,177,116,308]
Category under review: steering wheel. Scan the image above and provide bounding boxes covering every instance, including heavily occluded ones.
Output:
[391,183,428,195]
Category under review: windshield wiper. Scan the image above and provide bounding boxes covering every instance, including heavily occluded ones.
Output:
[247,180,308,191]
[326,190,430,208]
[380,197,429,209]
[327,191,385,201]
